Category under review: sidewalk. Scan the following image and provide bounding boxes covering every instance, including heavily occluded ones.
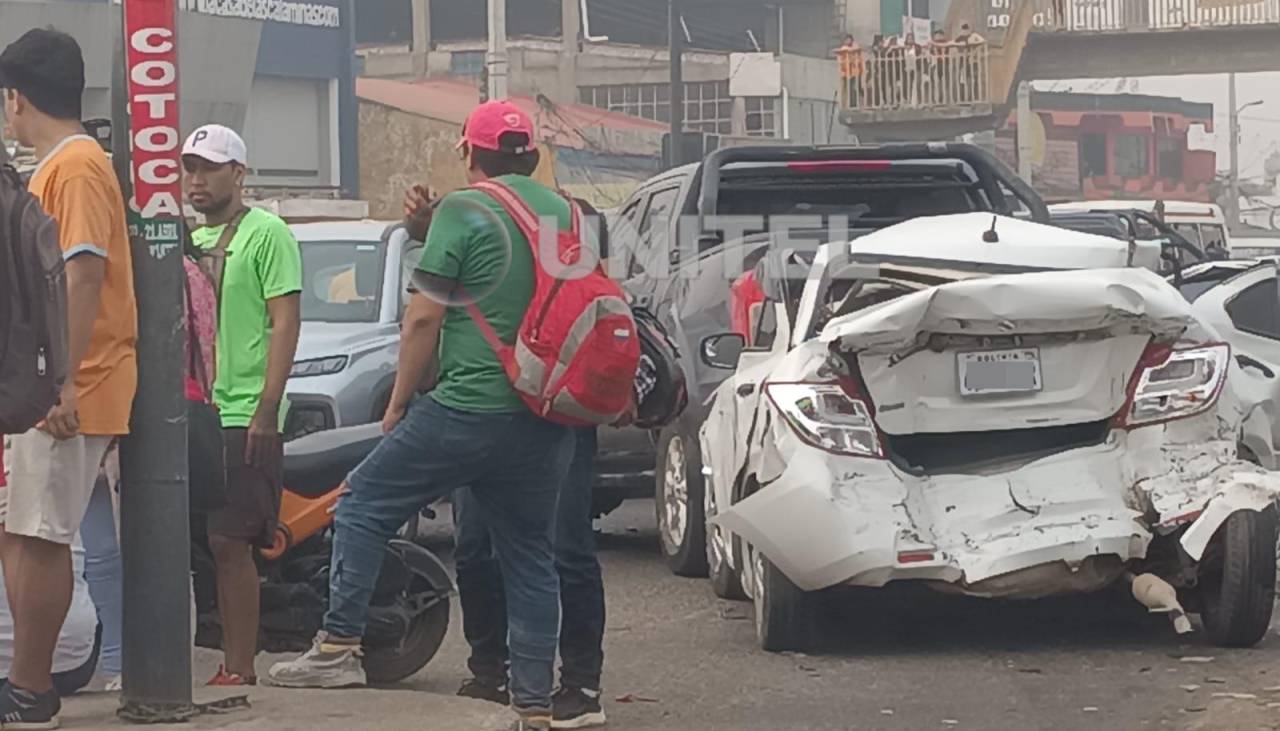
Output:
[60,685,511,730]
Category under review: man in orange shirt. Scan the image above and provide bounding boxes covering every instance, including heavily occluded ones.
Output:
[0,28,137,727]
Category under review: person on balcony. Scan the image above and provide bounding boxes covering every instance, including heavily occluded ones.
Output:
[836,35,864,108]
[928,29,952,105]
[882,35,902,108]
[902,34,922,107]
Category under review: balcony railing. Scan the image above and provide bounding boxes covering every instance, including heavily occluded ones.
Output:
[1041,0,1280,31]
[838,44,991,113]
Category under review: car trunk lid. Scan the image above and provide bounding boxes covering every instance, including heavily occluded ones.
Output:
[822,268,1194,437]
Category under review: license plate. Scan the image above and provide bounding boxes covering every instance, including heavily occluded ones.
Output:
[958,348,1043,396]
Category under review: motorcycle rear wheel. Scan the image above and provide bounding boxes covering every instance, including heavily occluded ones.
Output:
[363,599,450,685]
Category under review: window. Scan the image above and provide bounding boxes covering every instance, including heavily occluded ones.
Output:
[683,81,733,135]
[1080,133,1107,178]
[1227,278,1280,340]
[1202,224,1227,251]
[1172,223,1202,246]
[301,241,386,323]
[580,81,732,134]
[751,300,778,350]
[1113,134,1150,179]
[633,187,681,276]
[243,75,330,185]
[450,51,486,78]
[745,97,778,138]
[611,197,647,277]
[1157,136,1183,180]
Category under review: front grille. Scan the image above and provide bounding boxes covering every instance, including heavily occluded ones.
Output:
[884,420,1111,475]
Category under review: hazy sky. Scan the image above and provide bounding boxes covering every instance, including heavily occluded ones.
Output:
[1035,72,1280,181]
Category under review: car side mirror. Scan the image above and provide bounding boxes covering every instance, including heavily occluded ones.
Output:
[701,333,746,370]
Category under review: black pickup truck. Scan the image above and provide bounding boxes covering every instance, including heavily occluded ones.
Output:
[591,143,1049,575]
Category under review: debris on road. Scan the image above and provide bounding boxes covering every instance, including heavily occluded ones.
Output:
[1180,656,1215,663]
[880,709,894,716]
[1082,706,1099,713]
[615,694,660,704]
[1204,677,1228,684]
[1130,573,1193,634]
[1210,692,1258,700]
[1180,684,1201,692]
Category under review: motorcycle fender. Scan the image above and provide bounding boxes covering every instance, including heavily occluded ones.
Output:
[1179,473,1280,561]
[387,539,456,595]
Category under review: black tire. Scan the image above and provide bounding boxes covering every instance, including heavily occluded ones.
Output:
[363,600,450,685]
[655,422,709,577]
[705,475,747,600]
[752,547,816,653]
[1200,508,1278,648]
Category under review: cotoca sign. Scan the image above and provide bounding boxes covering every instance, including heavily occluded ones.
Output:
[124,0,183,256]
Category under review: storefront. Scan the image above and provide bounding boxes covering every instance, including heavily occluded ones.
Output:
[0,0,359,197]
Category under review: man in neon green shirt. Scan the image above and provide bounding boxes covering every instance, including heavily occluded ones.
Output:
[184,124,302,686]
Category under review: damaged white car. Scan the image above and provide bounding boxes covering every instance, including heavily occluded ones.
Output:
[699,213,1280,652]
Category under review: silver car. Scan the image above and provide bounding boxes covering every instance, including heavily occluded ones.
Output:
[284,220,412,440]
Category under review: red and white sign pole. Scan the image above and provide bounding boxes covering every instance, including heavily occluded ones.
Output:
[117,0,196,719]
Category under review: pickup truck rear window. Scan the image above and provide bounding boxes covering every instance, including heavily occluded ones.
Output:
[715,162,985,227]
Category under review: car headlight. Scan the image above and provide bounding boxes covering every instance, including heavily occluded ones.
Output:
[1120,342,1229,427]
[765,381,883,458]
[291,355,349,378]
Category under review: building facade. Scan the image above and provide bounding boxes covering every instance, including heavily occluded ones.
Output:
[356,0,860,146]
[996,90,1216,202]
[0,0,359,199]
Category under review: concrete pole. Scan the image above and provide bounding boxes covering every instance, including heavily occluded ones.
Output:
[411,0,431,76]
[1016,81,1034,184]
[487,0,509,100]
[559,0,580,104]
[1228,72,1240,230]
[669,0,685,167]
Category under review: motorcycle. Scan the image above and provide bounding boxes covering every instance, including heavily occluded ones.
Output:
[191,423,454,684]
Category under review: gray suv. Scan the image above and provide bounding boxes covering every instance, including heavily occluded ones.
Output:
[284,220,411,440]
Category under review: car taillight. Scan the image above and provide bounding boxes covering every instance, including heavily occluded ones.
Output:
[1117,342,1229,428]
[764,381,883,458]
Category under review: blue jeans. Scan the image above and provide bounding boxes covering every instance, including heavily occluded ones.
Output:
[455,427,605,691]
[80,476,122,677]
[324,397,572,712]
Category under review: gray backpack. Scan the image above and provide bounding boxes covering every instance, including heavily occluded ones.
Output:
[0,163,68,433]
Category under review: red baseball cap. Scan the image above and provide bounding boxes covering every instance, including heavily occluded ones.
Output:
[458,100,536,153]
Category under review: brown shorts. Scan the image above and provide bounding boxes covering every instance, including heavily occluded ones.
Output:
[208,428,283,547]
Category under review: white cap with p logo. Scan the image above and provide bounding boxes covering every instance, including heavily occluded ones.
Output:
[182,124,247,166]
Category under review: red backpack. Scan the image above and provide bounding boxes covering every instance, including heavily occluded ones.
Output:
[465,180,639,426]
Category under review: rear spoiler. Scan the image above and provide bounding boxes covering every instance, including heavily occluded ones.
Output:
[696,143,1050,227]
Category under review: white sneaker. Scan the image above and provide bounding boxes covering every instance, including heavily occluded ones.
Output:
[267,632,367,689]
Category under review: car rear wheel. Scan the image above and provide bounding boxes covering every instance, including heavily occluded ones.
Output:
[655,423,709,578]
[1199,507,1278,648]
[750,545,816,653]
[706,478,747,600]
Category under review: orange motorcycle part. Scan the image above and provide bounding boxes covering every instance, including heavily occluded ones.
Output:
[260,484,344,561]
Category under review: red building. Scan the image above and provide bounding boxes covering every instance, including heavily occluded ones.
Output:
[997,90,1216,203]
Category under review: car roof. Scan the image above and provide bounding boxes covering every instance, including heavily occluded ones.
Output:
[289,220,396,242]
[846,212,1136,271]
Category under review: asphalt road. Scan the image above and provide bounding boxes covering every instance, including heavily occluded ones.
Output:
[218,499,1280,731]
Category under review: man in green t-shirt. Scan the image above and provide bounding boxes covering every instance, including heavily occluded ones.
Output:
[269,102,573,731]
[183,124,302,686]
